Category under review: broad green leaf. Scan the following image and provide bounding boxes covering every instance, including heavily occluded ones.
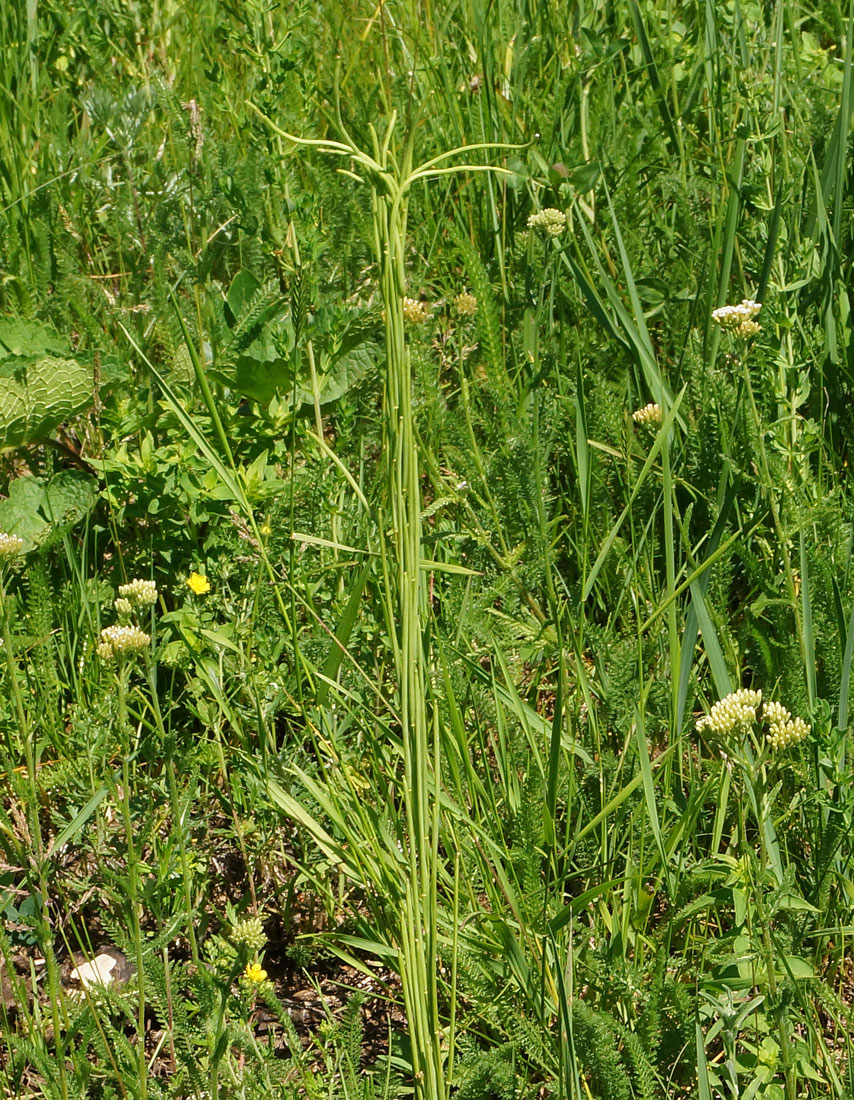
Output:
[0,356,92,449]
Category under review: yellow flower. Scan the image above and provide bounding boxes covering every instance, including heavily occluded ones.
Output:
[243,961,267,984]
[187,572,210,595]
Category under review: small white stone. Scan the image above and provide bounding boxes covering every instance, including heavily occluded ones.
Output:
[71,953,118,989]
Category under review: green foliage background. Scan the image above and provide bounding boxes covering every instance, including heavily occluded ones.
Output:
[2,1,854,1098]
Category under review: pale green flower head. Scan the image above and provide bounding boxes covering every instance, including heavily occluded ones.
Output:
[696,688,762,738]
[118,578,158,607]
[97,624,150,662]
[0,532,25,562]
[527,207,566,238]
[230,915,266,953]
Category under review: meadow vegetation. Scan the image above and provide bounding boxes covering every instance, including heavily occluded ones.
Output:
[2,1,854,1097]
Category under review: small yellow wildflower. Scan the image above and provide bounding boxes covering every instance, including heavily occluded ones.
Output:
[187,572,211,595]
[243,961,268,984]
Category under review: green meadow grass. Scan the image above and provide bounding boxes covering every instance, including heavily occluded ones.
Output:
[2,1,854,1098]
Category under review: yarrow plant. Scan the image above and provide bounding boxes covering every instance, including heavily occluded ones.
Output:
[527,207,566,237]
[696,688,763,738]
[230,915,267,954]
[696,685,810,1100]
[762,700,810,750]
[711,298,762,338]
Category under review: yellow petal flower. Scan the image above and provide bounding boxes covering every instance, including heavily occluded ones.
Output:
[243,961,267,984]
[187,572,211,595]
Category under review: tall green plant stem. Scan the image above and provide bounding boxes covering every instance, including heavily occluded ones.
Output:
[115,662,147,1100]
[739,352,806,697]
[739,755,797,1100]
[250,101,523,1100]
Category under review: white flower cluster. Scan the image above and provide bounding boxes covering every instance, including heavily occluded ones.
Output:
[697,690,811,752]
[711,299,762,338]
[632,403,663,426]
[96,624,150,662]
[527,207,566,237]
[0,532,24,561]
[454,290,478,316]
[117,578,158,607]
[696,688,762,737]
[402,297,431,324]
[762,700,810,751]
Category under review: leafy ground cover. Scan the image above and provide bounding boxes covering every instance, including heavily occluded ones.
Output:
[2,1,854,1097]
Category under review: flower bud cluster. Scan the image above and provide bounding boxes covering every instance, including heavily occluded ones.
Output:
[96,624,150,662]
[763,701,810,750]
[527,207,567,237]
[117,578,158,607]
[402,297,431,324]
[0,532,24,561]
[697,690,811,752]
[711,299,762,338]
[454,290,478,316]
[632,403,663,426]
[230,915,266,953]
[696,688,762,737]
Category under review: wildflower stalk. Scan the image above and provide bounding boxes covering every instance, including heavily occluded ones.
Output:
[251,99,524,1100]
[115,662,148,1099]
[738,354,805,691]
[740,762,797,1100]
[697,690,807,1100]
[714,307,807,705]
